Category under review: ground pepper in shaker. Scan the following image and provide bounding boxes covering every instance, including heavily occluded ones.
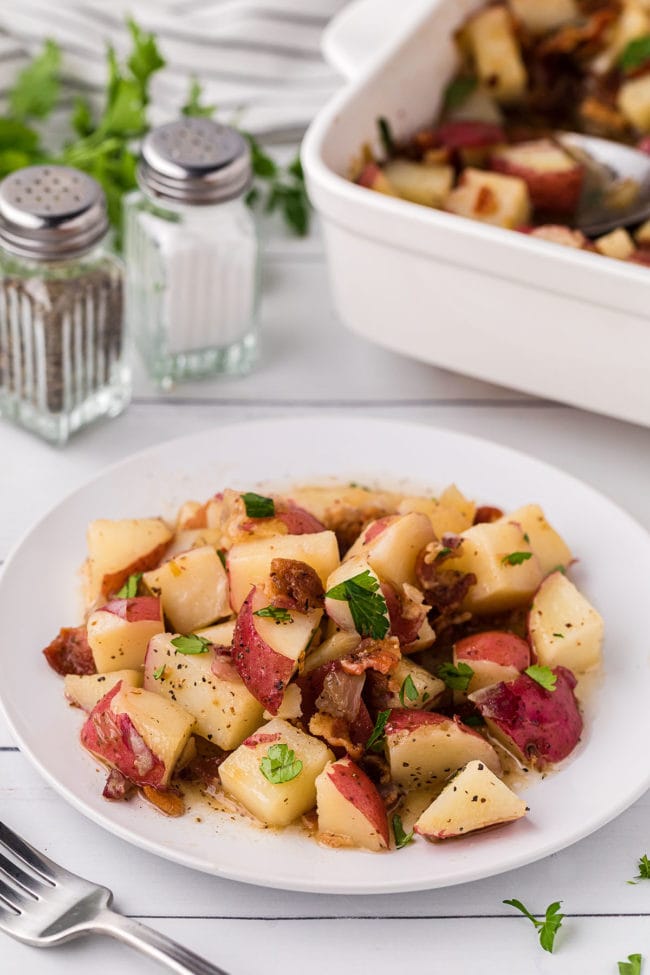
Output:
[124,118,259,387]
[0,165,129,445]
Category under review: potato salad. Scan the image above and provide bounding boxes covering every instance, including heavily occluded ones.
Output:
[43,484,603,852]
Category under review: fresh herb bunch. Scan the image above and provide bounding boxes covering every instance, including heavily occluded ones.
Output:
[1,23,310,247]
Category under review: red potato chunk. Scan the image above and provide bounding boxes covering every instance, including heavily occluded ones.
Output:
[491,139,584,215]
[316,757,389,851]
[470,666,583,766]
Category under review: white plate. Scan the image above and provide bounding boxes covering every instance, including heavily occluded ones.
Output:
[1,417,649,894]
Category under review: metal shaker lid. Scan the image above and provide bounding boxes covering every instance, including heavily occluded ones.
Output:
[138,118,252,205]
[0,166,109,260]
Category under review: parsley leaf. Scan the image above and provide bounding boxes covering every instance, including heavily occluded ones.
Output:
[462,712,485,727]
[503,899,564,953]
[392,813,414,849]
[551,564,567,575]
[182,77,216,117]
[260,743,303,784]
[243,134,311,236]
[115,572,142,598]
[126,18,165,104]
[438,661,474,693]
[153,665,165,681]
[171,633,212,655]
[619,35,650,72]
[501,551,533,566]
[619,954,643,975]
[241,492,275,518]
[628,854,650,884]
[366,709,390,753]
[326,570,389,639]
[254,606,294,624]
[525,665,557,692]
[9,39,61,120]
[553,632,564,639]
[217,548,227,569]
[435,546,452,561]
[377,116,395,156]
[399,674,419,706]
[443,75,477,111]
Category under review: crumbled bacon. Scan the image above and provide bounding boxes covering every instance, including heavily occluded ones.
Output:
[268,558,324,611]
[381,583,427,646]
[180,739,226,788]
[473,506,504,525]
[43,625,96,676]
[420,569,477,618]
[309,712,364,761]
[340,636,401,676]
[316,669,365,721]
[320,505,392,556]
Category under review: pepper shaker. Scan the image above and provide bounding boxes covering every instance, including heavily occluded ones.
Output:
[0,165,129,444]
[124,118,259,387]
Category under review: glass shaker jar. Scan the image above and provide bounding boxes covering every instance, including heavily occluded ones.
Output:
[124,118,259,387]
[0,165,129,444]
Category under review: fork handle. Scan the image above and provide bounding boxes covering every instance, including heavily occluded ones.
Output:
[93,907,230,975]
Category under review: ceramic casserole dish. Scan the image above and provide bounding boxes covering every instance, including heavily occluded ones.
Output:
[302,0,650,427]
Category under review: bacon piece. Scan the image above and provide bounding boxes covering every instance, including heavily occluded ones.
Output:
[538,9,615,58]
[43,625,96,676]
[102,768,134,801]
[381,583,427,646]
[180,739,226,788]
[473,506,504,525]
[320,504,392,557]
[316,669,364,722]
[340,636,401,676]
[268,558,324,611]
[309,712,364,761]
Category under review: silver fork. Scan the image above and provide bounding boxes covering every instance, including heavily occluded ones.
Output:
[0,821,230,973]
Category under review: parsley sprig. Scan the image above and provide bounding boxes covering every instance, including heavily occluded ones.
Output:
[171,633,211,655]
[260,743,303,784]
[525,665,557,693]
[619,955,643,975]
[325,570,389,639]
[366,710,390,753]
[241,492,275,518]
[628,855,650,885]
[254,606,293,624]
[501,551,533,567]
[438,661,474,693]
[503,899,564,953]
[398,674,419,706]
[619,35,650,72]
[392,813,414,849]
[115,572,142,598]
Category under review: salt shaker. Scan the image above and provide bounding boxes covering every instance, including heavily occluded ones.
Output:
[0,165,129,444]
[124,118,259,387]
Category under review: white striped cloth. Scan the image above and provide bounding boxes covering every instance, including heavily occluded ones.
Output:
[0,0,347,135]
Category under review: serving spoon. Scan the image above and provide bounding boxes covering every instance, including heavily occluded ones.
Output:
[556,131,650,236]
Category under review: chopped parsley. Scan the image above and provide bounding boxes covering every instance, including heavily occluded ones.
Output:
[152,665,165,681]
[628,854,650,885]
[435,547,452,561]
[115,572,142,598]
[171,633,211,655]
[399,674,419,706]
[259,743,303,784]
[254,605,293,624]
[523,532,531,544]
[326,570,389,639]
[525,665,557,693]
[366,709,390,753]
[553,632,565,639]
[618,955,643,975]
[217,548,227,568]
[437,661,474,693]
[377,116,395,156]
[462,713,486,727]
[619,35,650,72]
[501,551,533,566]
[443,75,477,111]
[551,564,567,575]
[503,898,564,953]
[241,492,275,519]
[392,813,414,849]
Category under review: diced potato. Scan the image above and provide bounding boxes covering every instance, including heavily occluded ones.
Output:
[227,531,340,612]
[384,658,445,710]
[344,512,434,588]
[594,227,635,260]
[635,218,650,244]
[528,571,604,672]
[610,1,650,57]
[618,74,650,131]
[288,484,400,524]
[466,6,527,104]
[142,545,230,633]
[398,487,475,538]
[446,85,503,124]
[219,718,333,826]
[445,168,531,229]
[163,528,222,560]
[86,518,172,605]
[86,602,164,673]
[358,163,399,196]
[383,160,454,208]
[530,225,587,249]
[144,633,264,750]
[414,760,527,839]
[112,684,195,786]
[508,0,578,34]
[64,669,142,711]
[195,618,236,645]
[315,757,389,851]
[496,503,572,575]
[446,521,543,613]
[303,630,361,673]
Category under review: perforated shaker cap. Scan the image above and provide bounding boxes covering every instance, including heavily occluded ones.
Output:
[0,166,109,260]
[138,118,251,205]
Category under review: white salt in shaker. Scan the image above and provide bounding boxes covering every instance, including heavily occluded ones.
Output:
[124,118,258,387]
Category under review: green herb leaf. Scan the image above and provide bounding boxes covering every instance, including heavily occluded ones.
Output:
[260,743,303,783]
[171,633,212,655]
[525,665,557,692]
[501,551,533,566]
[437,661,474,693]
[9,39,61,120]
[126,18,166,103]
[377,116,395,156]
[619,35,650,71]
[628,855,650,885]
[551,564,567,575]
[503,898,564,954]
[326,570,389,639]
[436,547,452,561]
[366,709,390,753]
[182,77,216,117]
[552,632,564,639]
[241,492,275,518]
[71,96,95,138]
[619,954,643,975]
[399,674,419,706]
[153,665,165,681]
[254,606,294,624]
[392,813,414,849]
[523,532,530,543]
[443,75,477,111]
[462,713,485,727]
[217,548,227,569]
[115,572,142,598]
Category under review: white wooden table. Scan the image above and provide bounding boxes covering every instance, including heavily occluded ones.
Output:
[2,225,650,975]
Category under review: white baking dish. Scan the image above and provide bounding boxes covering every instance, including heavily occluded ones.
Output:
[302,0,650,427]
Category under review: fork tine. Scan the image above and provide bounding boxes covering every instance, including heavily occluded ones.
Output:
[0,823,59,883]
[0,850,49,897]
[0,873,31,913]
